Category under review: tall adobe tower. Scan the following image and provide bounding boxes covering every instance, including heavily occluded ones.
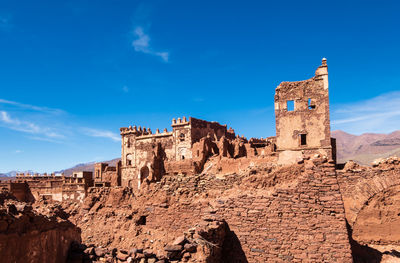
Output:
[274,58,336,164]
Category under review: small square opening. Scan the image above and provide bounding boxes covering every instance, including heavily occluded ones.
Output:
[300,134,307,146]
[287,100,294,111]
[308,98,316,110]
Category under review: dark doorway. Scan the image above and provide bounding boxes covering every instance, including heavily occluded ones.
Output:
[300,134,307,146]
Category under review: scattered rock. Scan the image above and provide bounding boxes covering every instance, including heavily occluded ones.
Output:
[84,246,94,255]
[184,243,197,253]
[172,235,187,245]
[143,248,155,258]
[117,251,129,261]
[164,245,182,252]
[94,247,106,257]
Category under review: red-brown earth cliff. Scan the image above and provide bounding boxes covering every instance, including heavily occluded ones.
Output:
[0,191,81,263]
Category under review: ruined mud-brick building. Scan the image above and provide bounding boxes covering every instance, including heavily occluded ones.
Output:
[120,59,336,190]
[120,117,236,188]
[94,161,121,187]
[0,172,94,202]
[120,116,277,189]
[275,58,336,164]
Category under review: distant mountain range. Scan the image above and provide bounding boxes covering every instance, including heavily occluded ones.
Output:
[1,130,399,177]
[57,158,120,176]
[332,130,400,165]
[0,170,34,178]
[0,159,120,178]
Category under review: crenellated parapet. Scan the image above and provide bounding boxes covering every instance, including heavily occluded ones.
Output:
[16,172,61,179]
[171,116,189,127]
[5,170,93,203]
[120,125,173,139]
[249,137,268,144]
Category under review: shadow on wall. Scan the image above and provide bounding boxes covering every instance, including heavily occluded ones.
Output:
[383,250,400,258]
[25,185,35,202]
[222,226,248,263]
[346,221,383,263]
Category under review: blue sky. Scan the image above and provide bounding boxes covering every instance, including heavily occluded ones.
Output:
[0,0,399,172]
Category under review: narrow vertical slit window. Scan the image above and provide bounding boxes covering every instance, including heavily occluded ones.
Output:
[300,134,307,146]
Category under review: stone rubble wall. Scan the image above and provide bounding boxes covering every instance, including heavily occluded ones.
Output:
[75,158,352,262]
[144,159,352,262]
[337,158,400,248]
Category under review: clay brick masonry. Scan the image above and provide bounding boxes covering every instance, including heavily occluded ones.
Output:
[275,58,336,165]
[143,159,353,262]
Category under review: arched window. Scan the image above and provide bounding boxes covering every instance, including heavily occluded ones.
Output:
[126,154,134,166]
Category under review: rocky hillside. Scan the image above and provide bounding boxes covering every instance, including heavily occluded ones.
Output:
[332,130,400,165]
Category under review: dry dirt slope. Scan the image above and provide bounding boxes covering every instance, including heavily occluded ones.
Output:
[332,130,400,165]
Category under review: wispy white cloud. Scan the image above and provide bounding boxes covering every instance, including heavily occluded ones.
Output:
[132,26,169,62]
[0,111,64,139]
[332,91,400,134]
[0,99,121,143]
[0,98,64,114]
[14,150,22,154]
[81,128,120,142]
[26,136,66,144]
[0,111,11,123]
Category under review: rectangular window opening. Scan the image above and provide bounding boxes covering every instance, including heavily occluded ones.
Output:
[300,134,307,146]
[308,98,316,110]
[287,100,294,111]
